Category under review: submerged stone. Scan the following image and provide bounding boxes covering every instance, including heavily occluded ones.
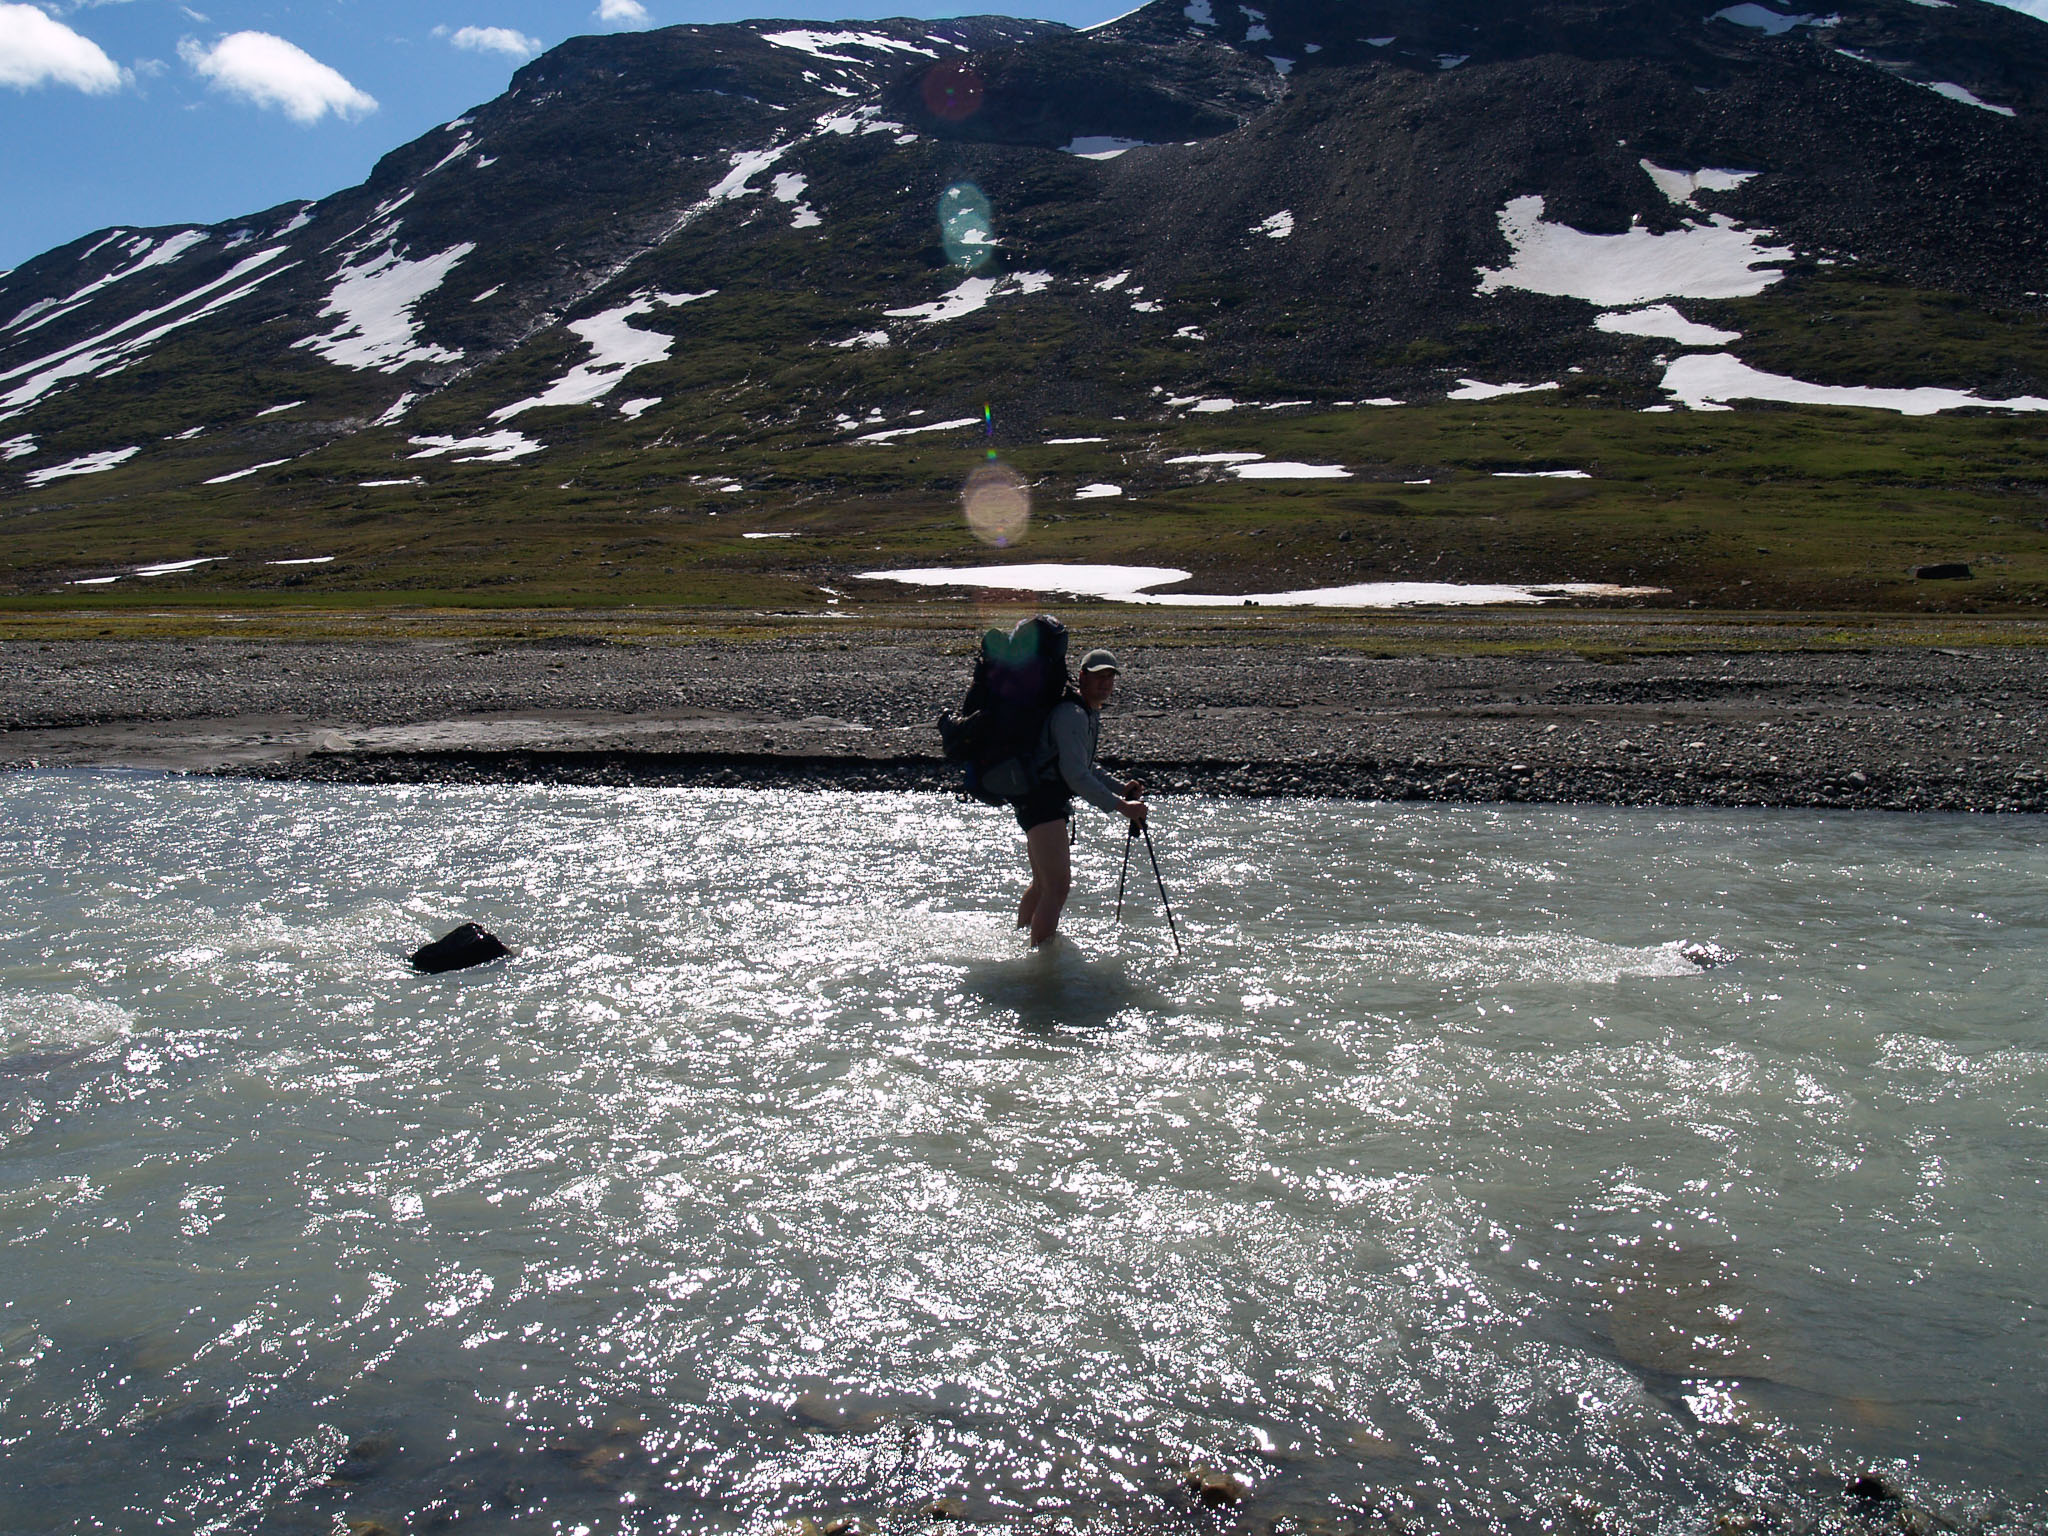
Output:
[409,922,510,973]
[1189,1466,1253,1505]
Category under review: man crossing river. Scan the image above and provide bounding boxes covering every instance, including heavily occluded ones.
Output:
[1013,648,1148,947]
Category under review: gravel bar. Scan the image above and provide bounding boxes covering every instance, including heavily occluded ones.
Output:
[1,633,2043,813]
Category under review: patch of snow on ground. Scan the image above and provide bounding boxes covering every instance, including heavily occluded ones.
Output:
[1167,451,1265,464]
[269,556,335,566]
[1449,378,1560,400]
[1640,160,1758,205]
[297,240,474,373]
[1046,436,1107,444]
[1131,299,1162,313]
[204,459,291,484]
[1494,469,1592,479]
[1095,272,1131,291]
[1075,484,1123,498]
[855,416,982,443]
[374,393,419,427]
[1185,0,1216,24]
[1,435,34,461]
[493,291,713,420]
[472,286,502,304]
[1925,80,2015,115]
[619,397,660,419]
[1270,56,1294,74]
[256,400,304,418]
[360,478,424,487]
[1174,325,1208,340]
[24,447,140,485]
[1595,304,1742,345]
[831,331,892,349]
[1366,35,1394,44]
[1477,195,1790,305]
[1231,461,1351,479]
[1436,53,1468,68]
[760,29,939,62]
[708,147,790,201]
[7,230,210,338]
[1661,353,2048,415]
[743,531,798,538]
[856,563,1665,608]
[1713,4,1836,34]
[1255,210,1295,239]
[69,577,121,586]
[408,431,545,463]
[884,272,1053,324]
[771,172,823,226]
[135,558,221,577]
[0,248,295,421]
[1187,398,1240,413]
[1064,137,1150,159]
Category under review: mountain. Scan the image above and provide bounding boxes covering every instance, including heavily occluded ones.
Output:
[3,0,2047,609]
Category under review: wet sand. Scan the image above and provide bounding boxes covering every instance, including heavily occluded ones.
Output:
[1,626,2043,812]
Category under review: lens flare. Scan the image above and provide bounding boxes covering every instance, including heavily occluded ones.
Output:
[921,61,985,122]
[963,461,1030,547]
[939,182,996,272]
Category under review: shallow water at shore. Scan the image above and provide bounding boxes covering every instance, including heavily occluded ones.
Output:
[0,774,2043,1534]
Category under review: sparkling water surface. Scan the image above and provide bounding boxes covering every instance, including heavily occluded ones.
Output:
[0,773,2043,1535]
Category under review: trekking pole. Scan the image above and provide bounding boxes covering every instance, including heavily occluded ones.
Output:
[1140,823,1183,956]
[1115,823,1135,923]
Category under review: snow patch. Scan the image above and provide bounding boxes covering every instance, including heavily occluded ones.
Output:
[1230,461,1351,479]
[0,247,295,421]
[1639,159,1757,206]
[408,430,545,462]
[1255,210,1296,239]
[5,230,210,338]
[268,556,335,565]
[1094,271,1132,291]
[1436,53,1469,68]
[1185,0,1216,25]
[204,458,291,484]
[1,435,34,461]
[884,272,1053,324]
[1595,304,1742,345]
[1075,483,1124,499]
[760,29,939,62]
[855,416,981,443]
[1448,378,1560,400]
[1494,469,1592,479]
[1167,451,1265,464]
[255,400,304,418]
[1270,55,1295,75]
[24,447,140,486]
[619,397,660,419]
[857,563,1665,608]
[1712,5,1837,34]
[1925,80,2016,116]
[1476,194,1791,305]
[297,240,474,373]
[831,331,892,349]
[708,147,791,201]
[1661,353,2048,415]
[360,478,423,487]
[1065,136,1151,159]
[1046,436,1107,444]
[492,290,713,420]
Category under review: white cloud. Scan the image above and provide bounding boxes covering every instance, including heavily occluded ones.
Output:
[442,25,542,60]
[179,31,376,123]
[0,3,124,94]
[596,0,652,27]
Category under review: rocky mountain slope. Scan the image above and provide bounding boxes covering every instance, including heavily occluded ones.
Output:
[3,0,2046,604]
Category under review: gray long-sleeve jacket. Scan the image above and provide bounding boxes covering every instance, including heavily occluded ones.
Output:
[1034,698,1125,814]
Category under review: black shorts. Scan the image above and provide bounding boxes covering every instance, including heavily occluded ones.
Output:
[1014,783,1072,833]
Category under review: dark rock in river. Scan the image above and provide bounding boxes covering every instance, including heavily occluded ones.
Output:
[409,923,510,974]
[1679,941,1737,968]
[1188,1466,1253,1505]
[1913,564,1974,580]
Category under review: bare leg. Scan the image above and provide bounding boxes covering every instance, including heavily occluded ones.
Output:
[1021,819,1072,947]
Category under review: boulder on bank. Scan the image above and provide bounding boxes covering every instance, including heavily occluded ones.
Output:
[409,923,510,973]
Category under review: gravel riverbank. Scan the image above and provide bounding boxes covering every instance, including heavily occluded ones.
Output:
[1,628,2043,812]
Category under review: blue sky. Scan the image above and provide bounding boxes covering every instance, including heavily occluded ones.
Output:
[0,0,1125,272]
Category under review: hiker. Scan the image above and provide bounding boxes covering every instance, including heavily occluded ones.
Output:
[938,618,1148,947]
[1013,648,1148,947]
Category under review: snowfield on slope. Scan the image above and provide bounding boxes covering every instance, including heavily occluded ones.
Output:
[297,239,475,373]
[856,564,1665,607]
[1477,195,1791,305]
[493,292,714,420]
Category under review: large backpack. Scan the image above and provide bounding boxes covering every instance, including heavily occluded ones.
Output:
[937,615,1081,805]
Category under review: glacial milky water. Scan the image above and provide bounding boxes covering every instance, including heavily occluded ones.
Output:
[0,773,2043,1536]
